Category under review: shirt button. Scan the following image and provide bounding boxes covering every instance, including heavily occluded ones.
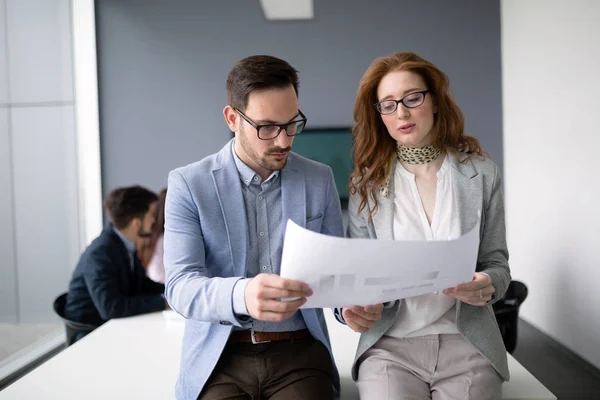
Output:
[262,266,268,271]
[259,232,265,237]
[254,176,259,181]
[258,196,263,200]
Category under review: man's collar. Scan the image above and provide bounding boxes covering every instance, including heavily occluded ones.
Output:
[112,226,136,254]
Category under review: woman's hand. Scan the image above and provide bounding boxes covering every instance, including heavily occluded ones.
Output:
[342,304,384,333]
[443,272,495,306]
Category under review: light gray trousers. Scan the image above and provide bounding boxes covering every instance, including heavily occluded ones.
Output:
[356,334,502,400]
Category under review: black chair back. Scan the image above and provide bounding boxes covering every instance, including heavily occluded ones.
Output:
[53,293,97,346]
[493,280,528,353]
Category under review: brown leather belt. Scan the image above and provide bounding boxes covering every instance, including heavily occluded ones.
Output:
[228,329,311,344]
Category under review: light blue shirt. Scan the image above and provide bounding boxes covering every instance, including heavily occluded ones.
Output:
[231,146,307,332]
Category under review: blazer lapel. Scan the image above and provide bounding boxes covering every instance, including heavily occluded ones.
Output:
[106,226,133,289]
[281,154,306,230]
[371,161,396,241]
[448,151,483,236]
[131,254,144,294]
[212,142,248,277]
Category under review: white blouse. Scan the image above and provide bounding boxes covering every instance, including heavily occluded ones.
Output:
[386,155,461,339]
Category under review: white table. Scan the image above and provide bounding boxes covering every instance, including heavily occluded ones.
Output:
[0,311,556,400]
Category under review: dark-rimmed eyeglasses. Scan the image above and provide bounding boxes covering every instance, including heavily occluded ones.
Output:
[235,108,307,140]
[374,90,429,115]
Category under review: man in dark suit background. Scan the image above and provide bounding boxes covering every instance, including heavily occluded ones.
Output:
[64,185,167,338]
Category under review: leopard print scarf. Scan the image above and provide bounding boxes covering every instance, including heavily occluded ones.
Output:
[396,143,441,165]
[379,144,443,197]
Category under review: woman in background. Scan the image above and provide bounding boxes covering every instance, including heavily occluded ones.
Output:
[139,188,167,284]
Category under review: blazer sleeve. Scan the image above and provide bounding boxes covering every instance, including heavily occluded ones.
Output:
[477,164,511,304]
[83,252,165,320]
[163,170,244,326]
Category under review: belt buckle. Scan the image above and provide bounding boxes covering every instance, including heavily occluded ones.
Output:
[251,330,271,344]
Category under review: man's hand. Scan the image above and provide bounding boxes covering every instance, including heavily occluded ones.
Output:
[244,274,312,321]
[342,304,384,333]
[443,272,495,306]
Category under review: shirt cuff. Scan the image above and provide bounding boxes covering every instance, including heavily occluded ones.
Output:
[232,278,251,316]
[334,308,346,324]
[383,300,397,309]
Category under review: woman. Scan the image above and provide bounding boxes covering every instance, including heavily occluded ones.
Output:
[344,52,510,400]
[139,188,167,284]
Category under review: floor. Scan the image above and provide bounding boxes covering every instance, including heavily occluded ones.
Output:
[512,319,600,400]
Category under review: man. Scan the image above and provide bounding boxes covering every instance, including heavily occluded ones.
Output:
[164,55,344,400]
[65,185,167,337]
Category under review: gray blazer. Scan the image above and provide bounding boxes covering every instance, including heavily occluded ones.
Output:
[346,150,511,382]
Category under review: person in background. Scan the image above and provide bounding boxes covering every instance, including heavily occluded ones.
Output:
[139,188,167,284]
[341,51,511,400]
[64,185,168,340]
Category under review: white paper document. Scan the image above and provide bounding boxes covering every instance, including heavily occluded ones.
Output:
[279,220,480,308]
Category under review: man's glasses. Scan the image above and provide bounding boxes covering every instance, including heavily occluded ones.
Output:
[374,90,429,115]
[236,108,307,140]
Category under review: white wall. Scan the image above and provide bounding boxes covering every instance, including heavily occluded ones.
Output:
[0,0,82,322]
[502,0,600,369]
[0,0,18,324]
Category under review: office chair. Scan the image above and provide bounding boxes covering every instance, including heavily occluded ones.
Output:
[52,293,98,346]
[493,280,528,354]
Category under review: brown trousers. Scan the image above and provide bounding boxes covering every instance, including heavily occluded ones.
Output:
[198,337,334,400]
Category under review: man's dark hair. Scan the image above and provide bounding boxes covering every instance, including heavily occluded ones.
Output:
[104,185,157,229]
[226,55,299,111]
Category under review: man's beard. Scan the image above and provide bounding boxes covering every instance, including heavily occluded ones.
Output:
[239,124,292,172]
